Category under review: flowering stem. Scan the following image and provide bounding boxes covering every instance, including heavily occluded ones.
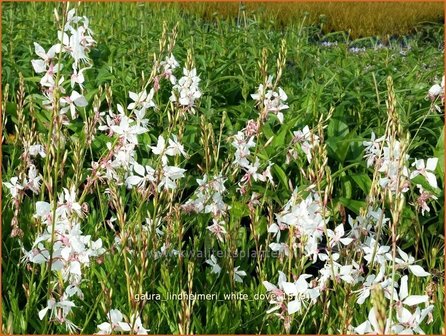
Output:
[46,94,62,301]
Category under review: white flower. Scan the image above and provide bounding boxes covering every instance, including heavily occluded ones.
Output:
[241,157,264,183]
[89,238,106,257]
[327,223,353,247]
[428,84,442,98]
[282,274,320,314]
[39,64,63,88]
[265,87,289,123]
[28,144,46,158]
[158,165,186,191]
[355,266,385,305]
[96,309,131,334]
[413,184,438,216]
[125,162,155,189]
[262,162,275,186]
[363,132,385,168]
[31,42,61,73]
[333,263,357,284]
[292,126,319,163]
[183,174,229,216]
[151,134,187,165]
[170,68,201,112]
[269,242,290,256]
[60,90,88,119]
[353,307,389,334]
[389,275,429,314]
[57,186,83,218]
[38,297,77,332]
[250,83,265,101]
[263,271,288,314]
[134,108,149,127]
[150,135,167,156]
[64,284,84,299]
[204,192,228,217]
[205,255,221,275]
[232,131,256,168]
[233,266,247,283]
[127,89,156,114]
[207,219,227,242]
[410,158,438,189]
[165,135,187,157]
[428,76,444,103]
[70,64,86,88]
[129,314,149,334]
[98,104,125,133]
[386,247,430,277]
[38,298,57,320]
[110,115,148,145]
[35,201,51,220]
[252,84,289,123]
[362,238,390,266]
[69,30,89,65]
[108,144,137,173]
[161,54,180,84]
[3,176,23,199]
[26,164,42,194]
[59,19,95,67]
[392,305,434,334]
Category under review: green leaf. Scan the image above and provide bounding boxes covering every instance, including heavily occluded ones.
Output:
[434,127,444,178]
[338,197,366,214]
[272,165,289,191]
[350,173,372,194]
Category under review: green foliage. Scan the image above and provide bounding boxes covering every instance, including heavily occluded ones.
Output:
[1,2,444,334]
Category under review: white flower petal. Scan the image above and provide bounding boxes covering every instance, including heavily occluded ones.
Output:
[408,265,430,277]
[262,281,277,292]
[133,162,145,177]
[287,299,301,314]
[403,295,428,306]
[400,275,408,301]
[282,282,297,296]
[425,172,438,189]
[426,158,438,171]
[32,59,46,73]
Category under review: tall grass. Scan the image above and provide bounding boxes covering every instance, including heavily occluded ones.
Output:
[179,2,444,39]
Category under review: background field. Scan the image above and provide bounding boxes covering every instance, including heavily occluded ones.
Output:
[180,2,444,38]
[2,2,445,334]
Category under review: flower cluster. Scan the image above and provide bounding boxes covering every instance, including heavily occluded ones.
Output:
[27,187,105,332]
[263,271,320,330]
[160,54,180,84]
[183,174,229,217]
[251,78,289,123]
[269,190,327,260]
[231,123,274,193]
[170,68,202,113]
[363,134,410,193]
[32,8,93,121]
[287,125,320,164]
[363,132,438,214]
[4,165,42,202]
[96,309,148,335]
[3,129,46,237]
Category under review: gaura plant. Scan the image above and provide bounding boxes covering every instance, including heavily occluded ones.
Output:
[2,3,443,334]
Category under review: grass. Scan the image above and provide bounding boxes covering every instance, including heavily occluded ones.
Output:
[178,2,444,39]
[1,2,444,334]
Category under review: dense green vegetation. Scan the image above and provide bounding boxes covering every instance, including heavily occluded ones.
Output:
[2,2,444,334]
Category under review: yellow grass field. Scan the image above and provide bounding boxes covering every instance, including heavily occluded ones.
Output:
[178,2,444,38]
